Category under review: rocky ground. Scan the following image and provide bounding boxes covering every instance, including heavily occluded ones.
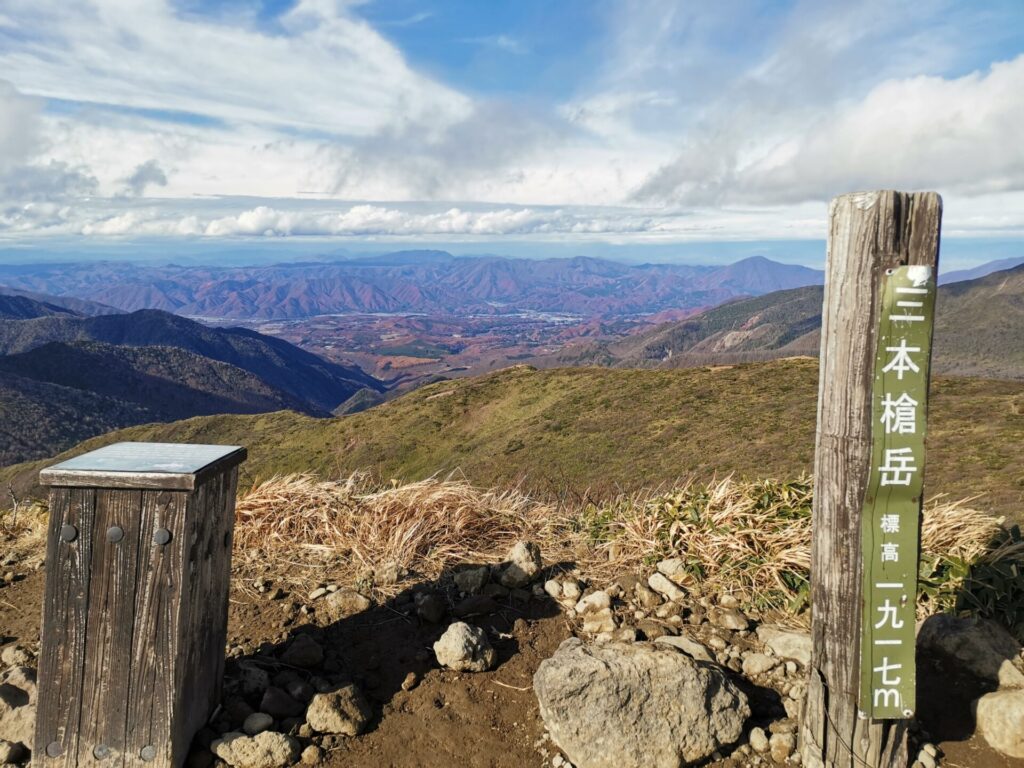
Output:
[2,541,1024,768]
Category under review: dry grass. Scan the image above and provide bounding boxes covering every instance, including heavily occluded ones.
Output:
[233,473,561,594]
[234,472,1018,623]
[0,500,49,560]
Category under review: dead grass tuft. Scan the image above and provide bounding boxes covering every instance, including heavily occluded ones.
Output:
[234,473,1017,622]
[234,473,559,593]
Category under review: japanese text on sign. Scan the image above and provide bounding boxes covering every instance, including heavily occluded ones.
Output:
[858,265,936,720]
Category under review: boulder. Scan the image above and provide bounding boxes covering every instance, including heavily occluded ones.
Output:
[305,685,372,736]
[975,689,1024,758]
[434,622,497,672]
[454,566,491,595]
[320,589,371,622]
[0,680,34,748]
[235,662,271,697]
[414,592,446,623]
[918,615,1024,689]
[534,639,749,768]
[280,635,323,669]
[211,731,300,768]
[654,635,715,663]
[499,541,542,588]
[260,687,304,718]
[755,625,812,666]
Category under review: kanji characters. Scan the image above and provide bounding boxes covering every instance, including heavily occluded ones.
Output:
[882,340,921,380]
[879,447,917,486]
[880,392,918,435]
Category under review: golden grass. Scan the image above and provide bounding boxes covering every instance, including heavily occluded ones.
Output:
[233,473,561,593]
[233,472,1018,622]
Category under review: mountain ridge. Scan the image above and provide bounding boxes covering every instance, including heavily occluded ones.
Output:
[0,253,824,320]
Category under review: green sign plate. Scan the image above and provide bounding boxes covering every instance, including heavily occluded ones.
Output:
[858,265,936,719]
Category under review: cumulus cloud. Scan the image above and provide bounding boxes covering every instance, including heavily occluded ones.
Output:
[634,54,1024,205]
[120,159,169,198]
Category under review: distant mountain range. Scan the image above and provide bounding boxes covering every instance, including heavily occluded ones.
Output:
[0,252,824,319]
[938,257,1024,285]
[0,305,383,464]
[548,262,1024,379]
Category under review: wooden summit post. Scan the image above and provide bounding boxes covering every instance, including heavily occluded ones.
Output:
[34,442,246,768]
[800,191,941,768]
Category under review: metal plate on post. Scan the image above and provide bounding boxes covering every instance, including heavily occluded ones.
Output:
[858,265,937,720]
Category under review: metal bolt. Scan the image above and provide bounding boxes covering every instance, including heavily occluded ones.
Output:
[153,528,172,546]
[59,524,78,543]
[46,741,63,758]
[140,745,157,762]
[93,744,110,760]
[106,526,124,543]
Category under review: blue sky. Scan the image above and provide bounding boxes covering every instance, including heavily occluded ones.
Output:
[0,0,1022,266]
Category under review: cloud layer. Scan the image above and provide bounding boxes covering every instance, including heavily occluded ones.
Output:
[0,0,1022,243]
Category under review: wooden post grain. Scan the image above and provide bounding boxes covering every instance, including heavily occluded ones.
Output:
[799,191,941,768]
[34,443,245,768]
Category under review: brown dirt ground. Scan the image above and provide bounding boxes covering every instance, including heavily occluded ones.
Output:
[2,553,1024,768]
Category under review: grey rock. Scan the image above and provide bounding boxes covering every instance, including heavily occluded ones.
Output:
[769,732,796,762]
[575,592,611,615]
[320,589,371,622]
[756,625,812,666]
[500,541,543,588]
[374,562,405,585]
[634,583,662,610]
[414,592,446,623]
[433,622,497,672]
[235,663,271,697]
[708,607,749,631]
[918,614,1024,689]
[741,653,780,677]
[654,634,715,663]
[0,680,34,748]
[648,573,685,602]
[975,688,1024,758]
[280,635,323,669]
[242,713,274,736]
[749,726,769,753]
[581,608,617,634]
[454,566,491,594]
[212,732,300,768]
[534,639,749,768]
[260,687,304,719]
[305,685,372,736]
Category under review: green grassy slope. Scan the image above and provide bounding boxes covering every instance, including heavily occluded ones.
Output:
[3,360,1022,520]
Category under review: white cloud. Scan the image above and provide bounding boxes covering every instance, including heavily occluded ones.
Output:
[635,54,1024,205]
[0,0,1022,245]
[0,0,469,136]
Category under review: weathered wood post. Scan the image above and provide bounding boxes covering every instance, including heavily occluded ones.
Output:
[800,191,941,768]
[34,442,246,768]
